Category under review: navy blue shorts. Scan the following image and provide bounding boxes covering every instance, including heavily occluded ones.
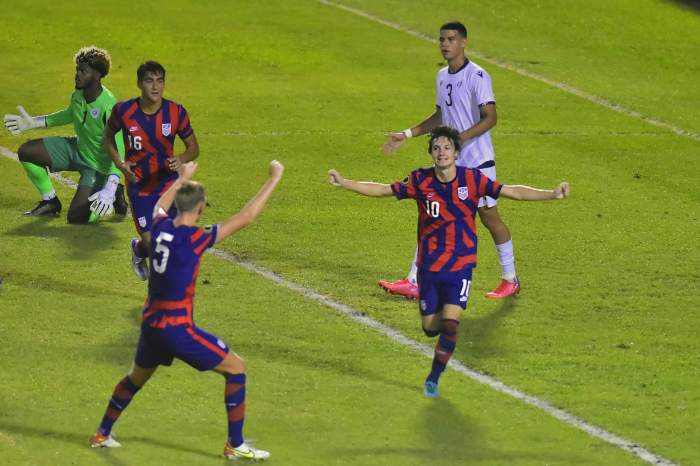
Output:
[418,268,473,316]
[135,323,230,371]
[128,189,177,235]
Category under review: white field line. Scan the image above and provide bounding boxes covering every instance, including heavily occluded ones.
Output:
[319,0,700,143]
[0,146,677,466]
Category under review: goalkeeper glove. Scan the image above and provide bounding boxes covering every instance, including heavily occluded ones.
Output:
[88,174,120,217]
[3,106,46,135]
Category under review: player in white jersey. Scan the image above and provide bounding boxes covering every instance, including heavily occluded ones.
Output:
[381,21,520,300]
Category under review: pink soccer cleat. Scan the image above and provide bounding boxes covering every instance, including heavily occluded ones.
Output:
[378,278,419,300]
[485,278,521,299]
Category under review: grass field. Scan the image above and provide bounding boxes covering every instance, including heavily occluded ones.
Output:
[1,1,699,465]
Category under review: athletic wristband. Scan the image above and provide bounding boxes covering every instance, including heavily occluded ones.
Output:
[403,128,413,138]
[34,116,47,127]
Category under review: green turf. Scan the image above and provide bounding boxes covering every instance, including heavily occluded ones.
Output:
[1,1,698,465]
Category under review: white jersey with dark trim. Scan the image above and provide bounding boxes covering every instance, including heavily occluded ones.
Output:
[436,60,496,168]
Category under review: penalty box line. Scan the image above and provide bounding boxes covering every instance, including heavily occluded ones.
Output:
[0,145,677,466]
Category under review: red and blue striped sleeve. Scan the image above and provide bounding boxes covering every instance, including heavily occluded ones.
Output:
[190,224,219,256]
[391,171,418,200]
[177,104,193,139]
[474,169,502,199]
[107,104,122,132]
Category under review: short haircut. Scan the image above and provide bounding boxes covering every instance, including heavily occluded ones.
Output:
[440,21,468,38]
[175,181,206,213]
[428,126,463,154]
[137,60,166,82]
[74,46,111,77]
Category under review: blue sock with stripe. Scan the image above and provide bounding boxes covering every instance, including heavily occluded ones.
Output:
[427,319,460,384]
[98,376,141,436]
[225,373,247,447]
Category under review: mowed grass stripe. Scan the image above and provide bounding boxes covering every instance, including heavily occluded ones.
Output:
[319,0,700,143]
[1,147,677,466]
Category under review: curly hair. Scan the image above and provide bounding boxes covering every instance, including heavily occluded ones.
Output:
[74,46,111,78]
[427,126,463,154]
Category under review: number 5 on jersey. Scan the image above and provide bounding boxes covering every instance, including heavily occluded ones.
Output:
[152,231,174,274]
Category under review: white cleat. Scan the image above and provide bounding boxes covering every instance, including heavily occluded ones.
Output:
[224,442,270,461]
[89,432,121,448]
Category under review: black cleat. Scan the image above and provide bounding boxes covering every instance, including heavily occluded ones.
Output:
[24,197,62,216]
[113,183,128,216]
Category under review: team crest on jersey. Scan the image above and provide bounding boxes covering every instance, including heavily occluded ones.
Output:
[138,216,147,228]
[90,108,100,119]
[458,186,469,200]
[457,81,463,87]
[161,123,171,136]
[476,71,483,77]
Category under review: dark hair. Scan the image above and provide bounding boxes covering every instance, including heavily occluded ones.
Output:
[75,46,111,77]
[428,126,463,153]
[440,21,468,38]
[137,60,166,82]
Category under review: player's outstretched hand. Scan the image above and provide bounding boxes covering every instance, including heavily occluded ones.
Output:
[554,182,570,199]
[327,169,344,187]
[383,132,407,154]
[269,160,284,179]
[4,106,40,135]
[178,161,198,181]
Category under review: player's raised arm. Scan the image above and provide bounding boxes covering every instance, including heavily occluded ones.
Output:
[153,162,199,218]
[383,107,442,154]
[500,182,570,201]
[216,160,284,242]
[328,169,394,197]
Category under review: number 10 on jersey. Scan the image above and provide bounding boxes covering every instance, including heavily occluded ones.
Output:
[425,200,440,218]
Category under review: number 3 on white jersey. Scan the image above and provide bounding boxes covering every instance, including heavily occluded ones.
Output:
[152,231,174,274]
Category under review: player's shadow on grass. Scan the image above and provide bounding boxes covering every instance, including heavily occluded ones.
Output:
[249,341,418,393]
[330,398,586,464]
[457,297,518,361]
[87,306,144,366]
[0,420,220,462]
[4,216,121,261]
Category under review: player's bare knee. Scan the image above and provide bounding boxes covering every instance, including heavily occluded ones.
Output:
[17,141,35,162]
[224,353,246,374]
[423,327,440,337]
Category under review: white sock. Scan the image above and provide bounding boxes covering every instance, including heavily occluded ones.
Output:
[41,190,57,201]
[496,239,517,282]
[406,246,419,285]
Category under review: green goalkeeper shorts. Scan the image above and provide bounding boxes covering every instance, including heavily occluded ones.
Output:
[43,136,107,189]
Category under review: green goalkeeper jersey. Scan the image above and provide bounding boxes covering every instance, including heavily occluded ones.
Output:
[45,86,123,176]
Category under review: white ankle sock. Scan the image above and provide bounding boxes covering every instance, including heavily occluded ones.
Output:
[407,246,419,285]
[496,240,516,281]
[41,191,57,201]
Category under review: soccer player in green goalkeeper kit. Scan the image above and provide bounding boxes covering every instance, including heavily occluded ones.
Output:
[3,46,126,222]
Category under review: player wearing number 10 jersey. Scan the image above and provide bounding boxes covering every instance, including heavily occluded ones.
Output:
[90,160,284,461]
[103,60,199,281]
[329,126,569,398]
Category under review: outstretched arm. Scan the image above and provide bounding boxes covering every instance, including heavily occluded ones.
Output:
[216,160,284,242]
[383,107,443,154]
[500,182,570,201]
[328,169,393,197]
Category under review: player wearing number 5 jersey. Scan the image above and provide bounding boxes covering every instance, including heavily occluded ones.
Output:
[90,160,284,461]
[382,21,520,300]
[103,60,199,281]
[330,126,569,398]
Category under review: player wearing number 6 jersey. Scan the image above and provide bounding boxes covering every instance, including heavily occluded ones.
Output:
[103,60,199,281]
[382,21,520,300]
[330,126,569,398]
[90,160,284,461]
